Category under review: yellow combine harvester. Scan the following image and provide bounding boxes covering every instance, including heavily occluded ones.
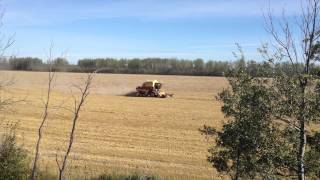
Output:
[136,80,173,98]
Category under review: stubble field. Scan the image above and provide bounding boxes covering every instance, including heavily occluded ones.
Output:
[0,71,229,180]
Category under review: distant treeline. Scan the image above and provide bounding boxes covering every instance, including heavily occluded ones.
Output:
[0,57,319,77]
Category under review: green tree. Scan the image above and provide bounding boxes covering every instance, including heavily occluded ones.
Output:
[53,58,68,66]
[193,58,204,75]
[78,59,97,72]
[200,64,291,179]
[263,0,320,179]
[53,58,69,71]
[9,57,43,71]
[128,59,141,73]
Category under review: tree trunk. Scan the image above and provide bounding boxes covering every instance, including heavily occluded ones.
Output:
[58,170,64,180]
[298,83,307,180]
[298,117,306,180]
[234,145,240,180]
[31,123,44,180]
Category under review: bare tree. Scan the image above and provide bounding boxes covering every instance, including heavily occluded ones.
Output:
[30,46,56,180]
[264,0,320,179]
[0,4,15,119]
[56,72,95,180]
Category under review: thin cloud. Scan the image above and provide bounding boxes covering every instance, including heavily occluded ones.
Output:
[186,43,262,50]
[3,0,301,26]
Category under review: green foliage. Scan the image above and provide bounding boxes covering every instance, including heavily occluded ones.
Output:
[53,58,70,72]
[77,57,295,76]
[128,59,141,73]
[202,65,320,178]
[269,54,320,177]
[54,58,69,66]
[282,129,320,178]
[78,59,97,72]
[200,67,292,179]
[77,57,226,75]
[2,56,320,77]
[205,61,229,76]
[0,132,29,180]
[271,69,320,123]
[203,34,320,178]
[9,57,43,71]
[193,58,205,74]
[305,132,320,178]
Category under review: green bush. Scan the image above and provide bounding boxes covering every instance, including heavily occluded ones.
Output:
[0,133,29,180]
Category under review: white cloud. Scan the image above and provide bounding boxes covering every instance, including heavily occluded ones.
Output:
[2,0,301,26]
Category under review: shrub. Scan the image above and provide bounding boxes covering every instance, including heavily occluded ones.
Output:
[0,133,29,180]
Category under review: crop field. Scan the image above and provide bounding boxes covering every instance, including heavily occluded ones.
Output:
[0,71,229,180]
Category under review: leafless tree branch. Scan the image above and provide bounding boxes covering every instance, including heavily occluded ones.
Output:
[57,71,95,180]
[31,44,56,180]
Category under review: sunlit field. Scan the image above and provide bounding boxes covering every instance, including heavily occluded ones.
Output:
[0,71,229,179]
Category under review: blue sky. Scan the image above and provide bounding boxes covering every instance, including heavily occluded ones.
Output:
[1,0,300,63]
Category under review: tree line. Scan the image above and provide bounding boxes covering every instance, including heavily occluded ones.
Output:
[1,56,319,77]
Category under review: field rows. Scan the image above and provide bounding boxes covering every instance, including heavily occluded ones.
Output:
[0,71,228,179]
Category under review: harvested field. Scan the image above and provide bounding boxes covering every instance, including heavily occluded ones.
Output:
[0,71,229,179]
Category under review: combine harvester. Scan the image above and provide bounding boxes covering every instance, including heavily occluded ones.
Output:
[136,80,173,98]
